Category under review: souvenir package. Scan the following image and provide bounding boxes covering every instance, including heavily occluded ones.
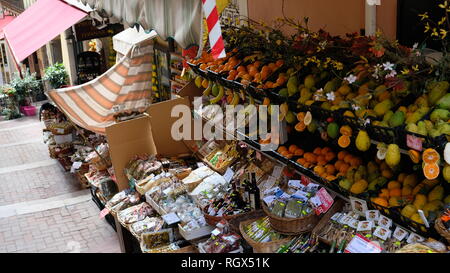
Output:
[146,177,187,204]
[141,229,174,250]
[201,220,242,253]
[191,172,228,196]
[202,188,250,218]
[136,171,174,194]
[125,154,163,181]
[204,143,239,171]
[85,143,110,163]
[70,146,93,163]
[118,202,156,225]
[107,190,141,213]
[130,217,165,237]
[244,217,285,243]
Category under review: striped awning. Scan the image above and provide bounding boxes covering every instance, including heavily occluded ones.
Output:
[47,41,154,134]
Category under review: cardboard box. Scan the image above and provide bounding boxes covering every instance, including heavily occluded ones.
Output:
[106,86,198,191]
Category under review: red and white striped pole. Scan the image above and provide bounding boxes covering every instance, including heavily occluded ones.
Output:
[202,0,226,59]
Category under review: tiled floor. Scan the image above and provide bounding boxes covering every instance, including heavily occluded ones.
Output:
[0,114,121,253]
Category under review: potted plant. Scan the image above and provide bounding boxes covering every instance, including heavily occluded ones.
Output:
[1,86,21,120]
[43,62,69,89]
[10,70,41,115]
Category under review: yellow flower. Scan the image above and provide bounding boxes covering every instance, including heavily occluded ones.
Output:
[431,28,439,37]
[424,23,431,33]
[440,29,448,39]
[439,1,448,9]
[412,65,419,72]
[438,17,447,25]
[418,12,429,21]
[401,68,410,75]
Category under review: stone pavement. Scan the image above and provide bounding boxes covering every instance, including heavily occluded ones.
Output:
[0,113,121,253]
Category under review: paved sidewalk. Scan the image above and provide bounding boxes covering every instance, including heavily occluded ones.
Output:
[0,115,121,253]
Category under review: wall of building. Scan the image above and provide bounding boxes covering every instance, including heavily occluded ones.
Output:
[247,0,397,40]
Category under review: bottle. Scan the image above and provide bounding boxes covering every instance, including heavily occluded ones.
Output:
[249,172,261,209]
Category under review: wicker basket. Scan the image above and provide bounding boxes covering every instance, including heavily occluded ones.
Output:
[262,203,320,235]
[91,157,111,171]
[228,209,267,235]
[434,217,450,244]
[239,218,293,253]
[202,210,241,226]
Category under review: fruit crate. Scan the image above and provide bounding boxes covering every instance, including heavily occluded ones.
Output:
[368,200,403,224]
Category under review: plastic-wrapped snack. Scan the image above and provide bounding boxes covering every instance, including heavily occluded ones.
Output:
[141,228,173,249]
[130,217,165,237]
[284,199,303,218]
[107,191,128,207]
[271,200,287,217]
[118,202,155,225]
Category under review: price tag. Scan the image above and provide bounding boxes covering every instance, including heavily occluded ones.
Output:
[162,212,181,225]
[197,162,205,168]
[344,234,382,253]
[263,195,277,206]
[70,161,83,173]
[288,180,304,189]
[56,128,65,134]
[315,187,334,214]
[99,208,110,219]
[406,134,423,151]
[223,167,234,183]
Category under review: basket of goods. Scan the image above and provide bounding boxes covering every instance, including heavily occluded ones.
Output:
[47,121,74,135]
[198,220,244,253]
[117,202,156,228]
[105,190,141,217]
[129,217,165,240]
[434,207,450,244]
[203,142,239,174]
[124,155,164,194]
[239,216,292,253]
[261,183,321,234]
[85,143,111,171]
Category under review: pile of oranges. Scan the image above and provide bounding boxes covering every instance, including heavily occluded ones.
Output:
[258,72,288,89]
[227,59,284,85]
[189,49,239,72]
[277,144,304,159]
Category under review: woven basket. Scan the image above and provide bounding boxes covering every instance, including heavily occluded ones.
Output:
[434,217,450,244]
[228,209,267,235]
[239,218,293,253]
[262,203,320,235]
[92,158,111,171]
[202,210,241,226]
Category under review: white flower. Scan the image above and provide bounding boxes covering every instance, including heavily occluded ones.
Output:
[383,62,395,71]
[412,43,419,50]
[385,70,397,78]
[372,73,379,79]
[365,118,371,125]
[374,64,382,73]
[344,74,357,84]
[313,94,321,101]
[352,104,360,111]
[326,92,336,101]
[415,51,421,57]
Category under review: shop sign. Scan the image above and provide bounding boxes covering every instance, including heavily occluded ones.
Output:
[74,21,124,41]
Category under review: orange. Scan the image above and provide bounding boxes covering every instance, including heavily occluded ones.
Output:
[289,145,299,153]
[313,147,322,155]
[344,154,354,164]
[381,169,393,179]
[325,152,336,162]
[397,173,407,183]
[325,175,337,181]
[277,146,287,153]
[422,148,440,164]
[314,166,326,176]
[276,59,284,67]
[321,147,332,155]
[325,164,336,175]
[294,149,304,156]
[409,150,421,164]
[297,158,306,165]
[280,151,290,157]
[297,112,306,121]
[334,160,344,170]
[295,122,306,132]
[387,181,401,190]
[303,162,312,169]
[423,162,440,180]
[402,186,413,196]
[372,197,388,208]
[379,188,390,199]
[237,65,246,73]
[276,76,286,86]
[337,151,349,161]
[285,153,294,159]
[389,188,402,197]
[304,153,317,164]
[338,135,351,148]
[339,163,350,174]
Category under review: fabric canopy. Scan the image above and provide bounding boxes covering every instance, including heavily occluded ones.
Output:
[0,16,15,40]
[3,0,87,64]
[113,27,157,55]
[47,40,154,134]
[79,0,204,50]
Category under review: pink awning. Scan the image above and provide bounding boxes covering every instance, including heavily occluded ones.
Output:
[3,0,87,64]
[0,16,15,40]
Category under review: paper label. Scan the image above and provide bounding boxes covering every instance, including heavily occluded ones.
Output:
[350,197,368,216]
[263,195,277,206]
[373,226,392,241]
[357,220,374,232]
[365,210,380,221]
[407,233,425,244]
[197,162,205,168]
[56,128,65,134]
[344,234,382,253]
[349,219,360,229]
[406,134,423,151]
[314,188,334,214]
[393,226,408,241]
[99,208,110,219]
[291,190,309,201]
[70,162,83,173]
[288,180,303,189]
[223,167,235,183]
[377,215,392,229]
[162,212,181,225]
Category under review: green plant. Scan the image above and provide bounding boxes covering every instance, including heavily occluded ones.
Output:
[10,69,42,105]
[43,62,69,89]
[1,85,20,120]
